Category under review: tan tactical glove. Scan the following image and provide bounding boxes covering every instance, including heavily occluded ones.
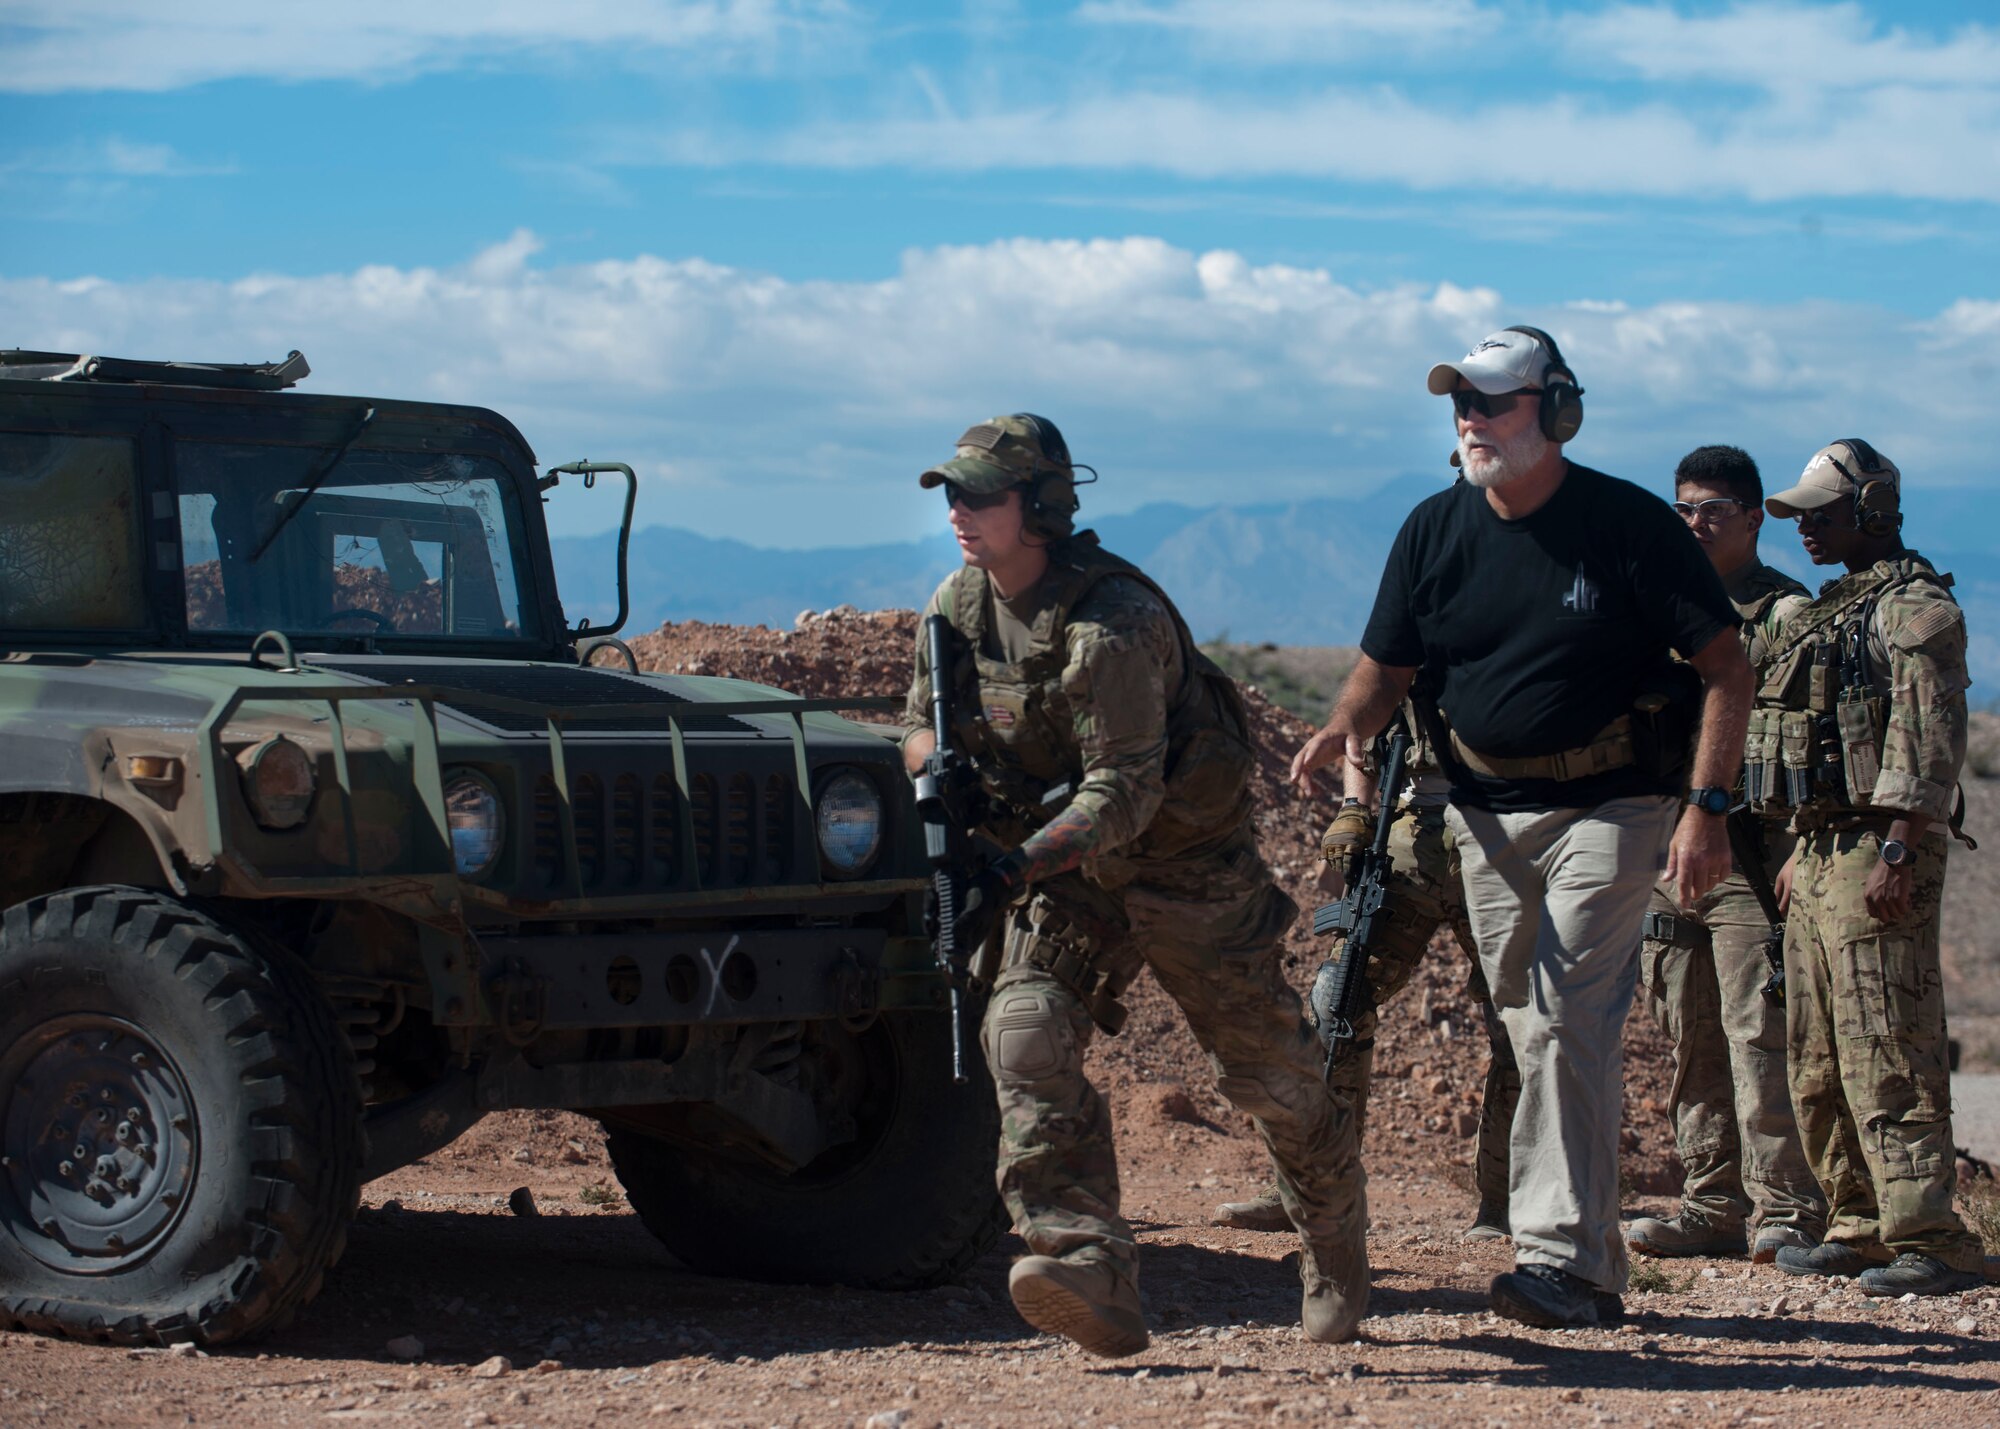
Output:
[1320,799,1376,864]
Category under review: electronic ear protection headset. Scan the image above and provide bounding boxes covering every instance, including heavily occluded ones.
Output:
[1012,412,1096,541]
[1502,325,1586,443]
[1826,436,1901,537]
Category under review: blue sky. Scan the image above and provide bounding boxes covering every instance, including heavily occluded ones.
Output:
[5,0,2000,549]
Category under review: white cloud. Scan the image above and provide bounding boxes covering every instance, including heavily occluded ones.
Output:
[1570,2,2000,91]
[0,137,234,178]
[4,233,1990,544]
[0,0,848,93]
[1076,0,1497,56]
[635,80,2000,202]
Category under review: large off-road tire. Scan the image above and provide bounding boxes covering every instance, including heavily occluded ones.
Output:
[606,1009,1004,1290]
[0,886,362,1346]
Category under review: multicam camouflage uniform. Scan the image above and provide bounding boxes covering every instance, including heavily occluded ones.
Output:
[902,534,1365,1306]
[1637,560,1826,1245]
[1322,717,1519,1217]
[1749,552,1983,1271]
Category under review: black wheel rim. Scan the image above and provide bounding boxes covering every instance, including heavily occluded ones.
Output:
[1,1015,199,1273]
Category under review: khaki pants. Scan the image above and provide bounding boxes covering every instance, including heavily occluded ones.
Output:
[1447,794,1678,1294]
[982,848,1364,1290]
[1639,843,1825,1235]
[1785,825,1982,1270]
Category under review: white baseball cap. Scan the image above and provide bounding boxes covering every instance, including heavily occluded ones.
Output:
[1428,327,1569,395]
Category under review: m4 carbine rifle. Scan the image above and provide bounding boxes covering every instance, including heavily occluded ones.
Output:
[911,614,985,1084]
[1308,714,1413,1084]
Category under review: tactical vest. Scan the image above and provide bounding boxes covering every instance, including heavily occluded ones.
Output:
[936,532,1257,864]
[1745,555,1955,825]
[1732,561,1811,669]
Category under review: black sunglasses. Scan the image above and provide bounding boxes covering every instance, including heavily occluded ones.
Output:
[1450,388,1539,420]
[945,483,1020,512]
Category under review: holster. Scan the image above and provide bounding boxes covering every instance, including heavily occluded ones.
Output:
[1007,881,1137,1036]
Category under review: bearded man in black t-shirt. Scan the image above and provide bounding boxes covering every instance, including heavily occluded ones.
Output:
[1290,326,1753,1330]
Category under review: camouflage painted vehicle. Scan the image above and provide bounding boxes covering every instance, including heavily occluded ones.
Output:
[0,350,1002,1346]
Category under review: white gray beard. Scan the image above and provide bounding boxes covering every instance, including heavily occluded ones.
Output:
[1459,423,1551,489]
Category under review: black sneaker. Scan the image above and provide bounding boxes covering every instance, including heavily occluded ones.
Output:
[1856,1253,1984,1298]
[1490,1264,1621,1329]
[1774,1242,1874,1278]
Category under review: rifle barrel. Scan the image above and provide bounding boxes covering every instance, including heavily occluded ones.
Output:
[926,614,954,744]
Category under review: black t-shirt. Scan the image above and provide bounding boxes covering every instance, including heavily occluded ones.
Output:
[1361,464,1738,812]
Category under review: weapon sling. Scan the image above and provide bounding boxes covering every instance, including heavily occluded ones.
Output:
[1724,804,1790,1005]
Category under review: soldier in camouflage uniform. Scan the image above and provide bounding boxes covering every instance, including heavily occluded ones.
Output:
[1755,440,1984,1296]
[1211,702,1521,1242]
[900,415,1368,1355]
[1627,446,1828,1263]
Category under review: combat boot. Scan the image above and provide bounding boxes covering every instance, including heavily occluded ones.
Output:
[1462,1199,1510,1242]
[1773,1241,1876,1278]
[1625,1210,1748,1259]
[1210,1184,1292,1232]
[1299,1221,1370,1343]
[1856,1253,1983,1298]
[1750,1225,1814,1265]
[1007,1255,1150,1358]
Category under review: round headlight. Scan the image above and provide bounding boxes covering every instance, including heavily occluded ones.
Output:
[236,736,315,831]
[444,771,505,879]
[815,770,884,876]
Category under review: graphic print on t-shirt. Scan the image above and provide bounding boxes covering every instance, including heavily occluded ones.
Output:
[1561,561,1601,614]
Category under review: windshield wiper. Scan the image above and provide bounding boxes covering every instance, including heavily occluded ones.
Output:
[248,405,378,563]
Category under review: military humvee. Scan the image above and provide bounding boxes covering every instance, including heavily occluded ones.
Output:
[0,350,1001,1346]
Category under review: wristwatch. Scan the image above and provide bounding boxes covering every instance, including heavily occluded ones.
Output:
[1687,786,1731,816]
[1879,839,1914,867]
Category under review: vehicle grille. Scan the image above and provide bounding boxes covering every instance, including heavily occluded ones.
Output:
[318,660,761,735]
[527,765,803,893]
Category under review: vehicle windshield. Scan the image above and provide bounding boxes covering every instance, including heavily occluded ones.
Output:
[176,439,536,643]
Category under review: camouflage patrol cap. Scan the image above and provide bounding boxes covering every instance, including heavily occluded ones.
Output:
[919,415,1065,494]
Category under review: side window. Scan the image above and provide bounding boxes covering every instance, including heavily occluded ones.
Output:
[0,432,147,631]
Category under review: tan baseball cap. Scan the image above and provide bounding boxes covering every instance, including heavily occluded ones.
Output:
[1765,440,1902,517]
[919,415,1060,494]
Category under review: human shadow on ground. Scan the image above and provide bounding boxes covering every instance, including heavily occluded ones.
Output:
[242,1204,1316,1369]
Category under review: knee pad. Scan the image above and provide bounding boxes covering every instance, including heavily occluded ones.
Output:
[983,985,1077,1083]
[1216,1069,1304,1122]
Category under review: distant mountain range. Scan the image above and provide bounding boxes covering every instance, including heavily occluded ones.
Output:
[550,475,2000,690]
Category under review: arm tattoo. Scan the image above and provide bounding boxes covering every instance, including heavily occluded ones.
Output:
[1013,804,1103,884]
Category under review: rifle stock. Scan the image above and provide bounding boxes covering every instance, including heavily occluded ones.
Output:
[1309,715,1412,1084]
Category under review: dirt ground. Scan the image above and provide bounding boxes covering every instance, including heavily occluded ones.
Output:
[4,1102,1996,1428]
[5,610,1998,1424]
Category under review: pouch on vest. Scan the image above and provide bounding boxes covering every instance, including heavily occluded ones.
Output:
[1808,644,1835,712]
[1779,710,1815,808]
[1744,707,1784,808]
[1837,694,1884,805]
[1629,659,1701,783]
